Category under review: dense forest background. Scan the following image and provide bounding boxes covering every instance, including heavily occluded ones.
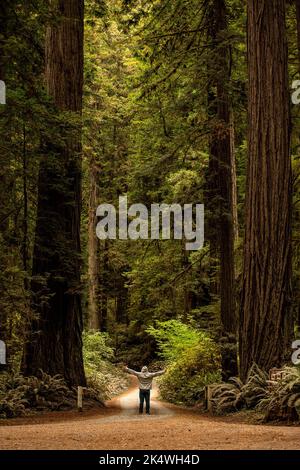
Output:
[0,0,300,419]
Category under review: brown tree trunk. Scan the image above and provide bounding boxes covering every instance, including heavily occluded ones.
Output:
[0,2,14,369]
[207,0,237,380]
[294,0,300,332]
[115,277,128,324]
[98,240,108,332]
[296,0,300,68]
[87,158,101,330]
[22,123,29,290]
[0,1,8,368]
[22,0,86,386]
[230,109,239,242]
[239,0,292,381]
[206,118,219,296]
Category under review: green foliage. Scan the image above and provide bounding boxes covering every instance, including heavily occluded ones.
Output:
[0,0,51,367]
[210,364,300,423]
[0,331,129,419]
[1,0,300,418]
[83,330,114,367]
[211,364,269,414]
[103,0,248,363]
[0,390,28,419]
[241,364,269,409]
[210,377,244,414]
[147,320,204,362]
[0,371,75,419]
[258,366,300,422]
[83,331,128,400]
[147,320,221,405]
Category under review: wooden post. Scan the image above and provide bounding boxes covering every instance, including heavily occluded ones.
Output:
[205,385,214,413]
[0,341,6,365]
[207,385,213,413]
[0,80,6,105]
[77,386,83,412]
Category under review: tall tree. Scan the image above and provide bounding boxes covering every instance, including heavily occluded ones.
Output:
[84,3,129,332]
[207,0,237,379]
[22,0,86,385]
[0,5,7,264]
[0,0,9,364]
[87,158,101,330]
[239,0,292,381]
[294,0,300,331]
[296,0,300,67]
[230,110,239,242]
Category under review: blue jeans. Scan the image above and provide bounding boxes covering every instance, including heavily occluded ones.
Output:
[139,389,150,413]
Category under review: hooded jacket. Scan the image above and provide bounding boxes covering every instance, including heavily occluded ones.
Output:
[125,366,165,390]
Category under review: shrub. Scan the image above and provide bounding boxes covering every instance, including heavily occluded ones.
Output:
[211,377,244,414]
[0,390,28,418]
[147,320,221,405]
[0,371,75,418]
[210,364,300,423]
[241,364,269,408]
[0,331,129,418]
[258,366,300,422]
[83,330,128,401]
[212,364,268,414]
[210,364,269,414]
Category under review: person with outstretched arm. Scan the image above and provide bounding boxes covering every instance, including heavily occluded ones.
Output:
[124,365,165,415]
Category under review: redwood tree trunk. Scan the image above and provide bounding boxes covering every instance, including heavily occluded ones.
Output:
[294,0,300,331]
[239,0,292,381]
[207,0,237,379]
[88,158,101,330]
[296,0,300,68]
[0,1,9,366]
[22,0,86,385]
[230,109,239,242]
[98,240,108,332]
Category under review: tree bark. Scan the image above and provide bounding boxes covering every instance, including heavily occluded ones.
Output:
[239,0,292,381]
[87,158,101,330]
[22,0,86,386]
[0,2,8,366]
[296,0,300,68]
[207,0,238,379]
[115,287,128,324]
[0,3,9,237]
[22,123,29,290]
[294,0,300,332]
[230,109,239,242]
[98,240,108,332]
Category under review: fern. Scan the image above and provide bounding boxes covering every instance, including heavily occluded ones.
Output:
[241,364,268,408]
[211,377,244,414]
[258,366,300,422]
[0,371,76,418]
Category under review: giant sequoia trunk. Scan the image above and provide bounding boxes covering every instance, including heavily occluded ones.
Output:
[239,0,292,381]
[22,0,85,385]
[207,0,237,379]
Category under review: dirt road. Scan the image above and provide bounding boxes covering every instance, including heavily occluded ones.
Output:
[0,378,299,450]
